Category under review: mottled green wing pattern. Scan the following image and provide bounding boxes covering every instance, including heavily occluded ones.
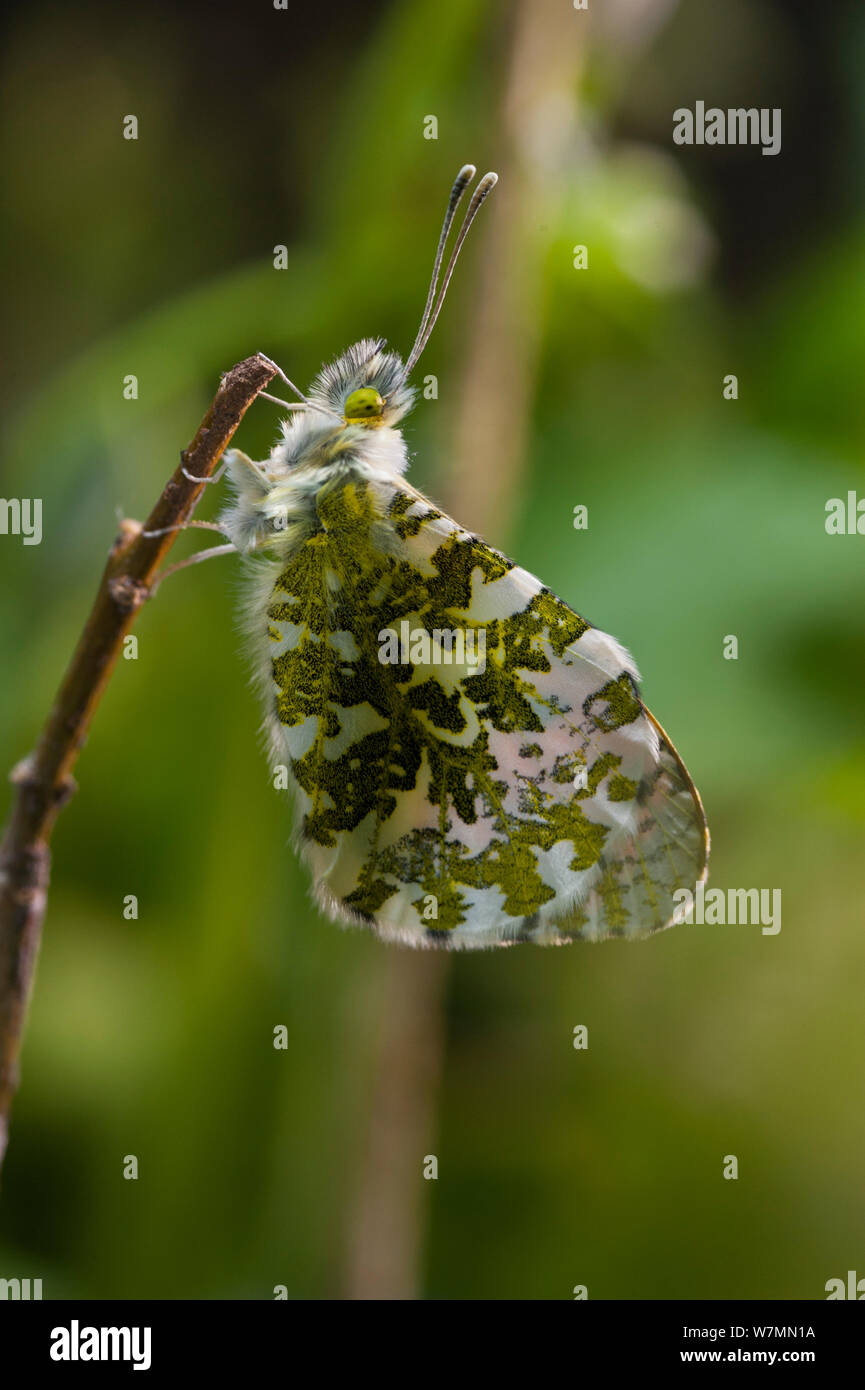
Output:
[264,472,708,949]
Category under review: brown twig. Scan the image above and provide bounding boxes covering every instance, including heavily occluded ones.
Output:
[0,353,276,1176]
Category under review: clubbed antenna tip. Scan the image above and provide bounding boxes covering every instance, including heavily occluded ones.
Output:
[403,166,499,378]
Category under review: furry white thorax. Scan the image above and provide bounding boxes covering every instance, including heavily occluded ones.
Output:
[219,338,416,554]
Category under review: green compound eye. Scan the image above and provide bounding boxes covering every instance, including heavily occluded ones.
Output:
[343,387,385,425]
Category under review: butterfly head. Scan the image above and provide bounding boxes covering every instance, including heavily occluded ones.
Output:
[309,337,416,431]
[343,387,385,427]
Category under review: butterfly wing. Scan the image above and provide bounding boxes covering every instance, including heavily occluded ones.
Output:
[265,472,708,949]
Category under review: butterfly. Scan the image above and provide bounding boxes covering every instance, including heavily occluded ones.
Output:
[217,165,709,950]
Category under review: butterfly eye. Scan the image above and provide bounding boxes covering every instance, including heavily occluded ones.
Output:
[343,387,385,424]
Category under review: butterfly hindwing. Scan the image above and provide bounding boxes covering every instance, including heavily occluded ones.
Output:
[264,470,708,949]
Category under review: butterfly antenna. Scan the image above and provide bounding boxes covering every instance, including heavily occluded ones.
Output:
[403,167,497,379]
[403,165,475,377]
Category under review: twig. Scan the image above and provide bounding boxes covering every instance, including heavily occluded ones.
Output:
[0,353,276,1177]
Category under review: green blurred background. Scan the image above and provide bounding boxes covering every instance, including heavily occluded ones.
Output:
[1,0,863,1299]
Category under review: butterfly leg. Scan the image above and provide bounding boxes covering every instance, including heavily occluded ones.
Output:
[255,352,309,405]
[255,352,344,424]
[149,542,237,595]
[181,447,273,486]
[141,519,225,539]
[258,391,305,410]
[181,456,229,485]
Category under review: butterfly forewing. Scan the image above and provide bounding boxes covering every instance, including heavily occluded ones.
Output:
[263,471,708,949]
